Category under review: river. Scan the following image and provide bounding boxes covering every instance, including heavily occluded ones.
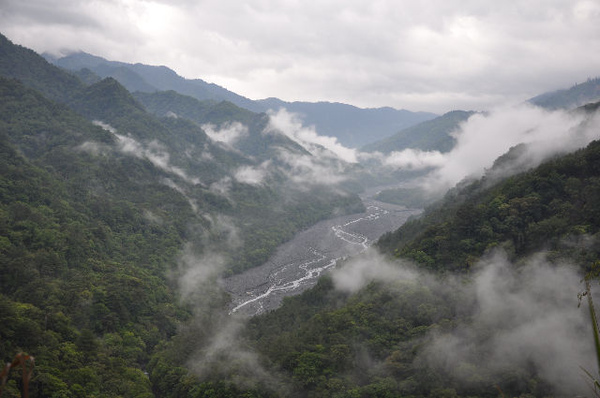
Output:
[222,193,422,316]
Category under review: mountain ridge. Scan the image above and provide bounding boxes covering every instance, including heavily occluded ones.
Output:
[45,51,438,147]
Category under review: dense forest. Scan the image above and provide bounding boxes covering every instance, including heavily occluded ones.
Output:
[2,31,600,398]
[149,137,600,398]
[0,34,362,396]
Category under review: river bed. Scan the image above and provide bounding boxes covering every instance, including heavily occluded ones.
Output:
[222,197,421,316]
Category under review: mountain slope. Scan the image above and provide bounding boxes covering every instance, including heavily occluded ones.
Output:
[362,110,475,154]
[254,98,437,147]
[378,118,600,271]
[233,129,600,398]
[47,51,437,147]
[0,76,196,397]
[529,77,600,110]
[132,90,309,161]
[0,33,82,103]
[0,33,368,396]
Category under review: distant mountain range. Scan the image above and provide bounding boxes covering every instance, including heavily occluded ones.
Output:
[362,110,476,154]
[528,77,600,110]
[44,52,437,148]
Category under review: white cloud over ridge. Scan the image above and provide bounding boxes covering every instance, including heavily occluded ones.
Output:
[263,109,357,187]
[203,122,249,145]
[114,133,202,185]
[366,105,600,196]
[233,162,270,186]
[266,108,358,163]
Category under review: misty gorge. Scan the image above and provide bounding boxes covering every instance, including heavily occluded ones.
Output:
[2,31,600,398]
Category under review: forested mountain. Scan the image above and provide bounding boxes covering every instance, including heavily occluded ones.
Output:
[253,98,437,147]
[147,107,600,396]
[4,30,600,398]
[529,77,600,110]
[132,90,308,161]
[45,51,437,148]
[0,33,364,396]
[44,51,259,111]
[362,110,475,154]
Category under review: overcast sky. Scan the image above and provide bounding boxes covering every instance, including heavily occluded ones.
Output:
[1,0,599,113]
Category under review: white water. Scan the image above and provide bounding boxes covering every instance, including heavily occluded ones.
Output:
[223,199,421,316]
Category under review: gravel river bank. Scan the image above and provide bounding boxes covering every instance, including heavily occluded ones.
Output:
[222,195,421,316]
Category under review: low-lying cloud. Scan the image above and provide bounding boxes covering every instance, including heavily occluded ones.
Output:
[233,161,270,186]
[332,249,418,293]
[266,108,358,163]
[92,120,203,185]
[422,251,595,396]
[365,105,600,197]
[331,248,596,395]
[379,148,446,170]
[173,236,285,393]
[203,122,249,145]
[275,148,350,187]
[424,104,597,192]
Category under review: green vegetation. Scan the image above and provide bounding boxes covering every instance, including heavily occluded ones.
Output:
[0,33,364,396]
[378,139,600,272]
[3,31,600,398]
[362,110,474,154]
[154,138,600,397]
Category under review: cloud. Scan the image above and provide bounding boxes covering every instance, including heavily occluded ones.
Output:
[233,161,270,186]
[175,245,227,304]
[332,249,418,293]
[331,248,597,395]
[4,1,600,112]
[379,148,447,170]
[369,105,600,197]
[423,104,599,192]
[420,251,595,396]
[203,122,249,145]
[209,176,233,197]
[77,141,110,156]
[275,148,349,187]
[261,109,358,187]
[113,133,202,185]
[92,120,116,133]
[266,108,358,163]
[172,233,284,393]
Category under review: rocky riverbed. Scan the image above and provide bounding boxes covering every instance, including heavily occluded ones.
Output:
[222,197,421,316]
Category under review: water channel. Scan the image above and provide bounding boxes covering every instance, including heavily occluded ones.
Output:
[222,191,422,316]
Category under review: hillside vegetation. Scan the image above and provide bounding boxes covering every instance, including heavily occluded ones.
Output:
[0,34,363,396]
[2,31,600,398]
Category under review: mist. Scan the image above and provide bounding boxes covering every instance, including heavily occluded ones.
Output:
[331,248,597,395]
[266,108,358,163]
[203,122,248,145]
[424,105,595,192]
[332,250,418,293]
[233,161,271,185]
[169,207,289,394]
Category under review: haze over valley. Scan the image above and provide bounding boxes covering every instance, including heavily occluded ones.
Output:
[2,2,600,395]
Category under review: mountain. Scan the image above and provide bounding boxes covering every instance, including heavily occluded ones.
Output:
[254,98,437,147]
[5,30,600,398]
[0,32,367,396]
[362,110,475,154]
[132,90,308,161]
[45,51,437,147]
[0,34,82,103]
[210,126,600,398]
[529,77,600,110]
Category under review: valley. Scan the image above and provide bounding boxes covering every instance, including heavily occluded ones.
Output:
[224,193,421,316]
[2,30,600,398]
